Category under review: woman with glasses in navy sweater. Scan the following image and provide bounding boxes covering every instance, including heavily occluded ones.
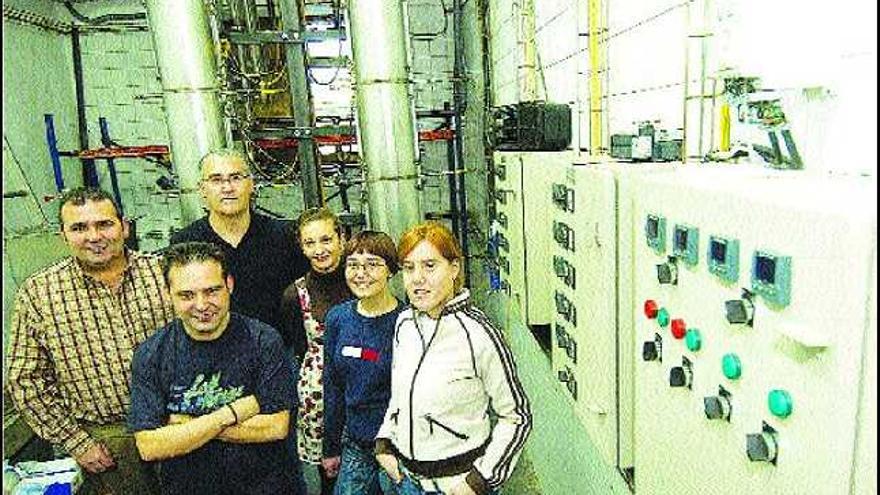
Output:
[322,230,403,495]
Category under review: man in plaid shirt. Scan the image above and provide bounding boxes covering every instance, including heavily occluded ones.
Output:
[7,187,174,495]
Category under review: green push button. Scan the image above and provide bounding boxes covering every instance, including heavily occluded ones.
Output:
[768,389,793,418]
[685,329,702,351]
[722,353,742,380]
[657,308,670,327]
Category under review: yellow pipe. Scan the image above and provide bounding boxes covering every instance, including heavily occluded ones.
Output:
[588,0,603,155]
[719,103,731,152]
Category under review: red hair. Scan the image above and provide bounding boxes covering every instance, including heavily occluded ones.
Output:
[398,221,463,291]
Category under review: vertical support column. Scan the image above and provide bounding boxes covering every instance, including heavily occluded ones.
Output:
[278,0,322,208]
[588,0,604,155]
[519,0,538,101]
[348,0,421,241]
[71,27,98,186]
[144,0,226,223]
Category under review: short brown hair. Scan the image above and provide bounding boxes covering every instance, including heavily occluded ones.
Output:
[161,241,229,286]
[58,187,123,226]
[398,221,463,291]
[344,230,399,274]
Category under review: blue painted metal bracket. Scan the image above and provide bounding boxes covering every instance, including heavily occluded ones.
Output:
[44,114,65,192]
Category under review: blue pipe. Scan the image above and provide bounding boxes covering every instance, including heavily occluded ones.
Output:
[44,114,65,192]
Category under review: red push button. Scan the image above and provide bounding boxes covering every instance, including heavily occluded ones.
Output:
[671,318,687,339]
[644,300,659,319]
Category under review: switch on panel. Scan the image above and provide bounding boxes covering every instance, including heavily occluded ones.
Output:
[768,389,793,419]
[685,328,702,351]
[746,422,779,464]
[553,256,576,289]
[558,367,578,400]
[721,353,743,380]
[553,221,576,251]
[642,333,663,362]
[656,308,670,328]
[555,292,577,326]
[725,288,755,326]
[704,386,733,421]
[669,357,693,388]
[551,183,575,213]
[670,318,687,339]
[644,299,659,319]
[656,256,679,285]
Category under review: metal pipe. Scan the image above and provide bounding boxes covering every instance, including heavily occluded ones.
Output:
[452,0,470,287]
[71,27,98,186]
[144,0,226,222]
[348,0,421,241]
[278,0,321,208]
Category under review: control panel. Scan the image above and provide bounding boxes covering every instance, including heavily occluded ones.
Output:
[491,151,570,326]
[632,167,876,494]
[548,163,617,470]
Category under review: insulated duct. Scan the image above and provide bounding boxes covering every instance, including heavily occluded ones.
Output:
[144,0,226,223]
[348,0,421,241]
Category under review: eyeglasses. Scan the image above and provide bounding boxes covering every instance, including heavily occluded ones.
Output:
[345,260,387,273]
[203,173,251,187]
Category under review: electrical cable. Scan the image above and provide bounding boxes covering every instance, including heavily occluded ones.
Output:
[3,134,51,225]
[62,1,146,25]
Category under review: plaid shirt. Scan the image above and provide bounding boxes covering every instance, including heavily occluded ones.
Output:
[7,251,175,457]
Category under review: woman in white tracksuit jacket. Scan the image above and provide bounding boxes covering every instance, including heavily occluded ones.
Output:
[374,221,532,495]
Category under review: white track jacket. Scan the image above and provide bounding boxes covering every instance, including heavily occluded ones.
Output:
[375,290,532,494]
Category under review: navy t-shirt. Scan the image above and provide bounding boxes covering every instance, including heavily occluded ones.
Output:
[129,314,296,495]
[169,213,308,344]
[322,300,403,457]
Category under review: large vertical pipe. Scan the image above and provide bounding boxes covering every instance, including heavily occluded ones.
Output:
[144,0,226,223]
[278,0,322,208]
[348,0,421,241]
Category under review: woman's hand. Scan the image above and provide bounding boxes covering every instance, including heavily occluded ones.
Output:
[375,453,402,483]
[448,481,477,495]
[322,456,341,478]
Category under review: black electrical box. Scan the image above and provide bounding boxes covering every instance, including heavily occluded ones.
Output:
[493,102,571,151]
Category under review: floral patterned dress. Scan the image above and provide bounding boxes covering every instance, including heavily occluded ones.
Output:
[292,272,351,464]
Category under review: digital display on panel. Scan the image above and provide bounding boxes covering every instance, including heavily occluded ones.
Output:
[756,255,776,284]
[675,229,688,251]
[647,217,659,239]
[710,239,727,263]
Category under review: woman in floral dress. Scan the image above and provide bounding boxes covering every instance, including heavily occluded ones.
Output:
[282,207,353,494]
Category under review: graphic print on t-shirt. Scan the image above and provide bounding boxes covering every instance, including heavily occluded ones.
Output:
[167,372,244,415]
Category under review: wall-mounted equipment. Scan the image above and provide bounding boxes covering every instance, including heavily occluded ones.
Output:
[492,102,572,151]
[707,235,739,283]
[751,250,791,308]
[645,214,666,254]
[672,224,699,266]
